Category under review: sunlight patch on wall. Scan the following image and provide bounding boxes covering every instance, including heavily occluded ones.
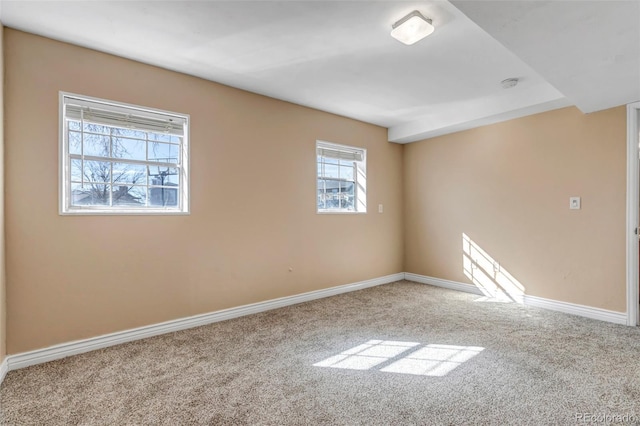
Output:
[463,233,525,303]
[313,340,484,376]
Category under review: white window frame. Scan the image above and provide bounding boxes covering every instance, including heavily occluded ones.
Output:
[59,92,190,215]
[316,140,367,214]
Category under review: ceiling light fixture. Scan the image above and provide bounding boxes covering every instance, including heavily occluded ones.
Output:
[390,10,435,45]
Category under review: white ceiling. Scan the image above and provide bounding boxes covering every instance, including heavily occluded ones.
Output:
[1,1,638,143]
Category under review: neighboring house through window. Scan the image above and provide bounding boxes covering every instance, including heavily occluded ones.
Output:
[59,93,189,214]
[316,141,366,213]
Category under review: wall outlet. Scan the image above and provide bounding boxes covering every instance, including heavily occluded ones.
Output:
[378,204,383,213]
[569,196,581,210]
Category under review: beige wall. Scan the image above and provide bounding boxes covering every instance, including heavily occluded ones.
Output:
[2,27,629,356]
[4,29,404,354]
[404,106,627,311]
[0,23,6,364]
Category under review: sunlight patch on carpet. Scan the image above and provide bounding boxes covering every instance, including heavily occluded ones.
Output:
[314,340,484,376]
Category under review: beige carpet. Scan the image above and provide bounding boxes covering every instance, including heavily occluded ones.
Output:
[1,280,640,425]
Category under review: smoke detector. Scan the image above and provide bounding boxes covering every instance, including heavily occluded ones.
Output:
[501,78,519,89]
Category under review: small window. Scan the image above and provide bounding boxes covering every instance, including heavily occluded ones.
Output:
[59,93,189,214]
[316,141,366,213]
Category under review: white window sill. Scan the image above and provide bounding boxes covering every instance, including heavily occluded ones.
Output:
[317,210,367,215]
[60,209,190,216]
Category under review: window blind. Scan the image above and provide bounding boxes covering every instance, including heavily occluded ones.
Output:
[63,96,185,136]
[317,145,364,162]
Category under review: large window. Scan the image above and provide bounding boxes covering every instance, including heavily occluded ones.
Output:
[59,93,189,214]
[316,141,366,213]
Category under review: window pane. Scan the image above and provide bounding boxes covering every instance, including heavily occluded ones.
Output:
[164,171,179,185]
[318,178,342,209]
[69,131,82,155]
[148,166,179,185]
[68,120,81,131]
[340,165,354,181]
[113,138,146,161]
[83,160,111,183]
[317,179,326,210]
[321,156,339,165]
[113,163,147,185]
[112,127,147,140]
[149,132,174,144]
[71,183,110,206]
[323,163,339,179]
[149,186,179,207]
[148,142,179,164]
[70,159,83,182]
[83,133,111,157]
[317,195,324,210]
[112,185,146,206]
[339,159,354,166]
[339,182,355,210]
[83,122,110,135]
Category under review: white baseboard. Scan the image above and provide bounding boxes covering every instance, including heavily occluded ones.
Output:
[523,294,627,325]
[0,357,8,386]
[4,273,405,373]
[404,273,627,325]
[2,271,627,382]
[404,273,484,296]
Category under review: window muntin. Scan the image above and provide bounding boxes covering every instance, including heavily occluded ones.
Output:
[316,141,366,213]
[60,93,189,214]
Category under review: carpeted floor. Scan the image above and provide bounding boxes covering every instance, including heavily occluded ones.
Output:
[1,280,640,425]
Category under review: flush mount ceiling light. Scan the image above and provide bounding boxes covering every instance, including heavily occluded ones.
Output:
[390,10,434,45]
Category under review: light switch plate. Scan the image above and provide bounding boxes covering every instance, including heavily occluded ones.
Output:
[569,197,581,210]
[378,204,383,213]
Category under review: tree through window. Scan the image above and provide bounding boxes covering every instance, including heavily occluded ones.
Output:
[60,93,189,214]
